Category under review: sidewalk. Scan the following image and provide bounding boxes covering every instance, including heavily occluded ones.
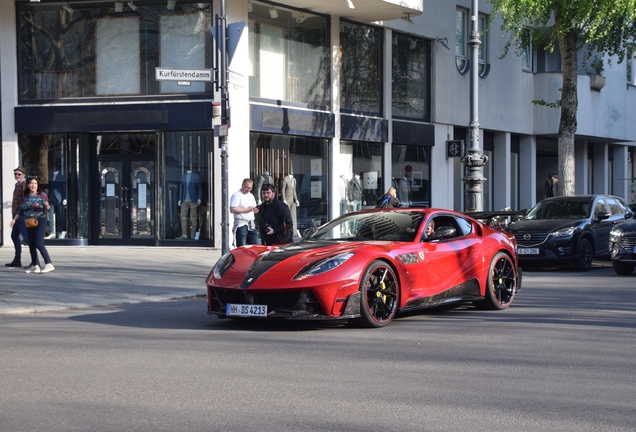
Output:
[0,246,221,315]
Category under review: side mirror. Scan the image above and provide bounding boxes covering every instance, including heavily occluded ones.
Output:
[434,226,456,239]
[595,212,610,222]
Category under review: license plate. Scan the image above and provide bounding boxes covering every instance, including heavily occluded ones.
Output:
[632,246,636,253]
[517,248,539,255]
[226,303,268,317]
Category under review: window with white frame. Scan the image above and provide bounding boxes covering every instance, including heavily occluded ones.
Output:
[522,29,533,72]
[478,14,489,77]
[627,45,636,85]
[455,8,468,73]
[456,8,489,76]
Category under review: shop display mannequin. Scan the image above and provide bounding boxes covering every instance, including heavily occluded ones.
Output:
[280,173,299,235]
[348,174,363,211]
[46,170,67,239]
[178,169,202,239]
[254,171,273,205]
[339,175,350,215]
[397,177,411,207]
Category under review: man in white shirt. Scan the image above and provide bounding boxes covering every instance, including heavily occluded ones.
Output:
[230,178,260,247]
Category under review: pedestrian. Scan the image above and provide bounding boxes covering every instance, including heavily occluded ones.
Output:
[257,183,293,246]
[10,176,55,274]
[230,178,260,247]
[5,166,28,268]
[376,187,400,208]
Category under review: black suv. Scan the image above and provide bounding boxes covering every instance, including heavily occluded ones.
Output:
[609,213,636,275]
[507,195,632,271]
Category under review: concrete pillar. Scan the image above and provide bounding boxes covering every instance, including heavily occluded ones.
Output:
[519,135,536,210]
[382,27,392,197]
[575,141,588,195]
[328,15,341,221]
[612,145,629,200]
[492,132,511,210]
[593,143,609,194]
[1,0,20,247]
[431,124,454,210]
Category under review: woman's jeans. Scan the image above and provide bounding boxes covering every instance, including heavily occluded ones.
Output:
[26,217,52,266]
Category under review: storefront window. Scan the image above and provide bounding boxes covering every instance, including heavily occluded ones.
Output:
[340,22,382,114]
[250,133,328,235]
[391,144,431,208]
[340,141,384,212]
[162,132,213,240]
[17,2,212,101]
[392,33,431,120]
[17,134,90,240]
[248,1,329,106]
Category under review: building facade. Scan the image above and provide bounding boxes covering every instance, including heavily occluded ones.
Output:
[2,0,636,248]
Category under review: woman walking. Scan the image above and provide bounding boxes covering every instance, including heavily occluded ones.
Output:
[9,176,55,273]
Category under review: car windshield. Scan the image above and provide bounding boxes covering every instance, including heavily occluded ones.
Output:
[308,211,425,242]
[525,199,591,220]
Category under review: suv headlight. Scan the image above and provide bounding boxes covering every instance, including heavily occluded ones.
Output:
[551,227,575,238]
[609,226,623,242]
[293,252,355,281]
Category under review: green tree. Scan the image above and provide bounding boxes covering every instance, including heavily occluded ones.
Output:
[489,0,636,196]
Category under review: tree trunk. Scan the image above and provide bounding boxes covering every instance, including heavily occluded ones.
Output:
[557,27,578,196]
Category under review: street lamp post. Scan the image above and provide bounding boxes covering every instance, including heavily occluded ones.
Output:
[217,0,230,254]
[461,0,488,212]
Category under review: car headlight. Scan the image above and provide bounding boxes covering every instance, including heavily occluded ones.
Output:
[609,226,624,242]
[213,252,235,279]
[293,252,355,281]
[551,227,575,238]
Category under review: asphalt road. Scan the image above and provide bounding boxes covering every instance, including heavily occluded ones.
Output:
[0,266,634,432]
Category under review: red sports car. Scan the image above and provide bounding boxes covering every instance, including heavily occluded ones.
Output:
[206,208,521,328]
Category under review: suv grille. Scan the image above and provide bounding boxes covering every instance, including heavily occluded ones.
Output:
[619,235,636,249]
[514,233,548,247]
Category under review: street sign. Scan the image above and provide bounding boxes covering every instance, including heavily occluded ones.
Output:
[155,68,213,82]
[446,140,464,158]
[228,69,244,88]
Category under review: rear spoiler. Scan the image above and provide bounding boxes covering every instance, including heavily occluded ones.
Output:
[463,210,526,231]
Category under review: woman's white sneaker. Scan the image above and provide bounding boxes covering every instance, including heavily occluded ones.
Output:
[41,263,55,273]
[25,265,41,273]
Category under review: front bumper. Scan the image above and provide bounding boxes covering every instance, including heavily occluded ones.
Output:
[207,286,361,321]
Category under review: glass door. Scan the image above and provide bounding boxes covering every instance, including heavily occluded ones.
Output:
[95,133,156,245]
[98,157,155,244]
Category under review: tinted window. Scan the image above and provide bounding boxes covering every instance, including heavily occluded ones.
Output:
[593,199,608,217]
[456,216,473,236]
[605,197,625,216]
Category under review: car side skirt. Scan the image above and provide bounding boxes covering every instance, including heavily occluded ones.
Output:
[400,279,482,312]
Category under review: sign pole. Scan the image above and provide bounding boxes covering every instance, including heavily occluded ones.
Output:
[218,0,230,254]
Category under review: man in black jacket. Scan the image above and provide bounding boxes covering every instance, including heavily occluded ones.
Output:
[257,183,293,246]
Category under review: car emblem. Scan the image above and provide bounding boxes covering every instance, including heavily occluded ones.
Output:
[523,234,531,240]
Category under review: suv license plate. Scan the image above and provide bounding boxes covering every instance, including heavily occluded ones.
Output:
[226,303,268,317]
[517,248,539,255]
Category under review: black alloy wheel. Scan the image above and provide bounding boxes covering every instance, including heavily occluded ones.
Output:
[358,260,399,328]
[574,237,594,271]
[474,252,516,310]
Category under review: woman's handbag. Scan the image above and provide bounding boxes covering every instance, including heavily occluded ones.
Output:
[25,217,38,229]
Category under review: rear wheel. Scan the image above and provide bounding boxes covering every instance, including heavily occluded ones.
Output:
[358,260,399,328]
[474,252,516,310]
[574,238,593,271]
[612,261,635,275]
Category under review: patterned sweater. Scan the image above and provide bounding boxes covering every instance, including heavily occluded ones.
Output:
[17,192,49,219]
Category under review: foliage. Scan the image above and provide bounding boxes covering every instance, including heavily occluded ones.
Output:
[489,0,636,196]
